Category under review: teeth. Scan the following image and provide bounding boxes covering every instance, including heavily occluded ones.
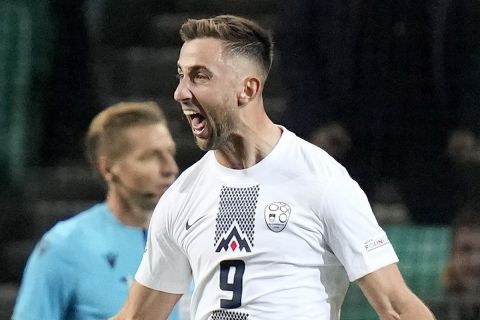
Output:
[183,110,197,116]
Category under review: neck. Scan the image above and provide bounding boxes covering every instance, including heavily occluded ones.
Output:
[214,116,282,169]
[106,191,150,228]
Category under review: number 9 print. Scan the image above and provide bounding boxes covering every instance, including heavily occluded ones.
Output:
[219,260,245,309]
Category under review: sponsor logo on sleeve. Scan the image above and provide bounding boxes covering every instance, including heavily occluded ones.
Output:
[364,234,390,252]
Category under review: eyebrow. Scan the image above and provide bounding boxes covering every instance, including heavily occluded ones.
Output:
[177,64,212,74]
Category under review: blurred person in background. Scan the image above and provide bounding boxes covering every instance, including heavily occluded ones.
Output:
[309,124,410,225]
[12,102,180,319]
[434,129,480,225]
[435,200,480,320]
[370,179,411,225]
[308,121,352,166]
[446,129,479,165]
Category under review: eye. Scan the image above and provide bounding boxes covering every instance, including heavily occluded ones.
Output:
[138,153,152,161]
[193,72,210,81]
[176,73,184,80]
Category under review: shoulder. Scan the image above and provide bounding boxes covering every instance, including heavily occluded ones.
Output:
[281,130,370,213]
[282,128,348,180]
[165,152,212,195]
[47,203,107,237]
[40,203,107,255]
[149,152,222,237]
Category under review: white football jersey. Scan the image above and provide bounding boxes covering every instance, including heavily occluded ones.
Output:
[136,127,398,320]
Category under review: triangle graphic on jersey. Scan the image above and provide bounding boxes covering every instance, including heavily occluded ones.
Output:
[216,225,251,253]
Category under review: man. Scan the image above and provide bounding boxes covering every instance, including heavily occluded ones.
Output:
[112,16,435,319]
[13,102,179,319]
[437,201,480,320]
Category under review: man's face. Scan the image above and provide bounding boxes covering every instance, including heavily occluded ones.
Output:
[109,123,178,211]
[174,38,241,150]
[451,227,480,293]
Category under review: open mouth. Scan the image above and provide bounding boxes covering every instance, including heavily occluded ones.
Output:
[183,110,207,136]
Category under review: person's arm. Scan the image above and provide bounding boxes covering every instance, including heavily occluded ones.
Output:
[357,263,436,319]
[110,280,181,320]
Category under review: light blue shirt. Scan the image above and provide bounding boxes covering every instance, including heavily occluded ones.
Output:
[13,203,180,320]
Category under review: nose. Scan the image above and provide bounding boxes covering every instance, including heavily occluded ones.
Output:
[174,78,192,102]
[161,152,179,180]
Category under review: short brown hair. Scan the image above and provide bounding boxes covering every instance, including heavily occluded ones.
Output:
[179,15,274,80]
[85,101,167,170]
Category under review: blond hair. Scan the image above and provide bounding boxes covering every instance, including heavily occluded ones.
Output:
[85,101,167,171]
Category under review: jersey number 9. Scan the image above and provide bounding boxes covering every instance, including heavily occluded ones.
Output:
[219,260,245,309]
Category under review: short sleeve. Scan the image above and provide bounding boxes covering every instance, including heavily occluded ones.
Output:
[322,176,399,281]
[12,232,76,320]
[135,195,192,294]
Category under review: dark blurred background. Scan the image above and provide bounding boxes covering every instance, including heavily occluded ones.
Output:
[1,0,479,319]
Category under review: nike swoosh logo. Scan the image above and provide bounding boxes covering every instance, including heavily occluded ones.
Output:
[185,215,206,230]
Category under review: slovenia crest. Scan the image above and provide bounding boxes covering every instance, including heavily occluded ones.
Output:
[264,202,291,232]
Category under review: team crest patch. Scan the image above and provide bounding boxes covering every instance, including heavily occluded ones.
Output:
[264,202,291,232]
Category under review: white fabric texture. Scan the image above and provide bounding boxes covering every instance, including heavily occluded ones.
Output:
[136,127,398,320]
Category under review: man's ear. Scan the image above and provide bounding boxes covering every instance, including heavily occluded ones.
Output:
[238,76,261,106]
[97,156,111,182]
